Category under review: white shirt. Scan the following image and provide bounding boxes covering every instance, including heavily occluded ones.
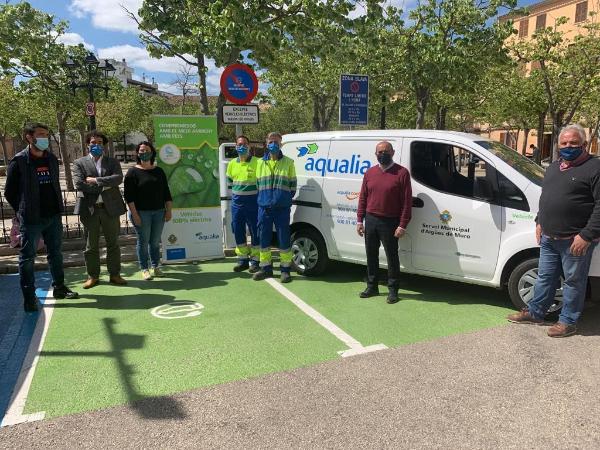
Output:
[90,153,103,204]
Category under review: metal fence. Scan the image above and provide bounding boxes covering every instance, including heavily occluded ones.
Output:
[0,189,136,245]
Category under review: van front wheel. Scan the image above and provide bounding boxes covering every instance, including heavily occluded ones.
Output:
[291,228,328,276]
[507,257,563,313]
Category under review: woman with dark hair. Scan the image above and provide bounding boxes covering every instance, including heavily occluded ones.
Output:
[124,141,173,280]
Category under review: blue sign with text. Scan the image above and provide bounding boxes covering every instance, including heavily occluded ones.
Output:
[339,74,369,126]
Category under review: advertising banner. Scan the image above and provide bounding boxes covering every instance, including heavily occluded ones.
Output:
[153,115,223,262]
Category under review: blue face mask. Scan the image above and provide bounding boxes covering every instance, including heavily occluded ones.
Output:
[559,146,583,161]
[267,142,280,155]
[236,145,248,155]
[89,144,104,157]
[34,137,49,151]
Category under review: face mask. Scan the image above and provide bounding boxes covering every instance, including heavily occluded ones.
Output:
[139,152,153,162]
[267,142,280,155]
[377,153,392,165]
[89,144,104,157]
[33,137,49,151]
[559,146,583,161]
[236,145,248,156]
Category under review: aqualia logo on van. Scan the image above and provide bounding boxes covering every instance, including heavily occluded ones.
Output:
[297,143,372,177]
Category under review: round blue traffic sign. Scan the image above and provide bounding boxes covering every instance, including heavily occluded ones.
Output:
[220,64,259,105]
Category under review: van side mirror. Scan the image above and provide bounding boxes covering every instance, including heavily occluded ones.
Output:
[474,177,494,201]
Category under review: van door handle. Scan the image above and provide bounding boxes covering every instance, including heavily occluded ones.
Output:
[412,197,424,208]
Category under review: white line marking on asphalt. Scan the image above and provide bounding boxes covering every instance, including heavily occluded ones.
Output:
[1,291,53,427]
[265,279,387,357]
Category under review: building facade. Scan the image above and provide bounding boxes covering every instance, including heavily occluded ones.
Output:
[485,0,599,158]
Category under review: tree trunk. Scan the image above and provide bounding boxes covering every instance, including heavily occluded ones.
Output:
[0,135,7,164]
[415,86,429,129]
[537,110,546,164]
[196,51,210,115]
[551,111,564,162]
[512,127,521,151]
[521,128,530,155]
[587,118,600,155]
[56,110,74,191]
[181,92,186,115]
[312,96,323,131]
[323,96,338,132]
[216,92,227,138]
[79,129,86,158]
[108,138,115,158]
[435,106,447,130]
[380,94,386,130]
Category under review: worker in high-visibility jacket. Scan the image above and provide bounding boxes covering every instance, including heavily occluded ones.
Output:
[253,132,297,283]
[226,135,260,273]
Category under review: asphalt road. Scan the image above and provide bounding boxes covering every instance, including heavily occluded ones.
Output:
[2,304,600,449]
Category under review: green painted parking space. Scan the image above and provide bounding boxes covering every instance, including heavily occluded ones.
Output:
[20,258,514,420]
[283,262,514,348]
[23,260,344,419]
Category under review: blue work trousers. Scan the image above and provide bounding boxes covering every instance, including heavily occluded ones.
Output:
[258,207,292,271]
[232,204,259,246]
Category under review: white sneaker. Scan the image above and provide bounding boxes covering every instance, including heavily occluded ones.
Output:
[142,270,153,281]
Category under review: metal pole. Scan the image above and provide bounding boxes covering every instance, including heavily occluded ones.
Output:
[88,81,96,131]
[123,133,127,162]
[235,124,243,138]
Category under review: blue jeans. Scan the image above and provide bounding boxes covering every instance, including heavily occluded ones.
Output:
[19,214,64,300]
[132,209,165,270]
[528,235,597,325]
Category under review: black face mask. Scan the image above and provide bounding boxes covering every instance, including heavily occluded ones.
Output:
[377,153,392,165]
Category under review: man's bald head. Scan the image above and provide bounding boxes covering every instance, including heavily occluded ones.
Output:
[376,141,394,154]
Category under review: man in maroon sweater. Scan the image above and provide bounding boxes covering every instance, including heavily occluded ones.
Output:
[357,141,412,304]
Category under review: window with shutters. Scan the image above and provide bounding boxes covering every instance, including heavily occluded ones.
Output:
[575,1,588,23]
[536,14,546,30]
[518,19,529,37]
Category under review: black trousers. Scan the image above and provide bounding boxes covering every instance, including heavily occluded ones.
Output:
[364,213,400,290]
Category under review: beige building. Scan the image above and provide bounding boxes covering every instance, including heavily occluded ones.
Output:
[485,0,599,159]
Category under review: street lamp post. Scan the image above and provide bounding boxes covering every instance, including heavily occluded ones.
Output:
[65,53,116,131]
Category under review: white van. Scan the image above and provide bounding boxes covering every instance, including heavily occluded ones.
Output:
[219,130,600,311]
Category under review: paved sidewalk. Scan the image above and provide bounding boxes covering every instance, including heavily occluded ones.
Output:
[0,235,139,275]
[1,308,600,448]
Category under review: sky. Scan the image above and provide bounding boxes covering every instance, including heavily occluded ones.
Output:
[20,0,538,96]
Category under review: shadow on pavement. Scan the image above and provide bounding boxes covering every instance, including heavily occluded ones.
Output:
[40,317,187,420]
[293,260,511,309]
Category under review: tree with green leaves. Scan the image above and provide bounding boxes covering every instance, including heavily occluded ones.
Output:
[394,0,516,128]
[134,0,353,129]
[0,1,94,189]
[510,15,600,160]
[0,77,28,163]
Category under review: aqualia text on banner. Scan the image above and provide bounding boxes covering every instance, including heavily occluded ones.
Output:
[153,115,223,261]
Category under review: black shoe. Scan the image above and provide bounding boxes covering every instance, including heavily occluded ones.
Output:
[387,290,399,304]
[359,287,379,298]
[248,264,260,274]
[253,269,273,281]
[24,296,40,312]
[280,272,292,283]
[233,261,250,272]
[53,285,79,299]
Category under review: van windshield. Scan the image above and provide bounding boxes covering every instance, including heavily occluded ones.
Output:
[475,140,544,186]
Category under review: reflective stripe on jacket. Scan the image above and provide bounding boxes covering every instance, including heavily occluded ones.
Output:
[256,155,296,208]
[226,156,258,206]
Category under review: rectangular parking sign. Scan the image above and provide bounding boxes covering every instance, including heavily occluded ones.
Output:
[339,74,369,126]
